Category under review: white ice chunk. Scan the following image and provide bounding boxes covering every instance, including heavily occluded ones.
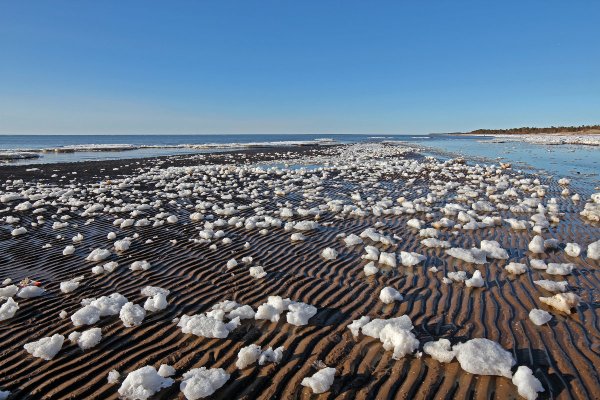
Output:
[23,334,64,360]
[379,287,403,304]
[301,367,336,394]
[453,338,515,378]
[236,344,262,369]
[118,366,174,400]
[423,338,456,363]
[120,302,146,327]
[529,309,552,326]
[180,367,229,400]
[287,302,317,326]
[512,366,544,400]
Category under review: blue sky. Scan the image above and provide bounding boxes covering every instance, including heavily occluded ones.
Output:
[0,1,599,135]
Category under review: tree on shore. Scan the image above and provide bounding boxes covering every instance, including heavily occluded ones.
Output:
[468,125,600,135]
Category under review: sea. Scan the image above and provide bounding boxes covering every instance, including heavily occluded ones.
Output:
[0,134,598,188]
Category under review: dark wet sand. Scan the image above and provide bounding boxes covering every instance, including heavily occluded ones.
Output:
[0,145,599,399]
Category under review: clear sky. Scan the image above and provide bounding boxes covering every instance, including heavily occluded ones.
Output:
[1,1,599,135]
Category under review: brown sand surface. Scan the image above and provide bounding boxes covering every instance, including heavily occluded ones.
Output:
[0,145,598,399]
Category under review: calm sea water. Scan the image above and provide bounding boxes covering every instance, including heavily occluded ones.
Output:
[0,134,597,187]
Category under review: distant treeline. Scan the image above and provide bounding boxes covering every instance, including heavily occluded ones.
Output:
[467,125,600,135]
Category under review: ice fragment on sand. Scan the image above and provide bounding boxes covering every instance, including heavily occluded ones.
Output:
[529,309,552,326]
[347,316,370,337]
[301,367,336,394]
[423,338,456,363]
[120,302,146,327]
[379,287,403,304]
[452,338,515,378]
[465,270,484,287]
[24,334,64,360]
[512,366,544,400]
[179,367,229,400]
[539,293,580,314]
[118,366,174,400]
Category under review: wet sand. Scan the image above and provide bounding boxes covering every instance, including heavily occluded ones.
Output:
[0,144,598,399]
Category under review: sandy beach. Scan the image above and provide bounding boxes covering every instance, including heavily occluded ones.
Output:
[0,143,599,399]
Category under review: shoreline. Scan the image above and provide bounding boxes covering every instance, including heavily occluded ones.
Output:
[1,143,598,399]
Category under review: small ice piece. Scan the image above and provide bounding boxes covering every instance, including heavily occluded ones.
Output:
[528,236,545,254]
[506,262,528,275]
[0,297,19,321]
[226,258,238,269]
[107,369,121,384]
[447,271,468,282]
[539,293,580,314]
[465,270,484,288]
[406,218,423,229]
[107,232,117,240]
[120,302,146,327]
[92,266,105,275]
[158,364,176,378]
[258,346,284,365]
[141,286,170,297]
[399,251,426,266]
[249,266,267,279]
[379,287,403,304]
[530,259,547,270]
[11,227,27,236]
[17,285,45,298]
[480,240,509,259]
[177,314,233,338]
[546,263,574,276]
[255,304,281,322]
[76,327,102,350]
[301,367,336,394]
[533,279,568,292]
[588,240,600,260]
[236,344,262,369]
[512,366,545,400]
[103,261,119,273]
[180,367,229,400]
[452,338,515,378]
[423,338,456,363]
[71,305,101,326]
[361,316,413,338]
[378,251,397,267]
[529,309,552,326]
[321,247,338,260]
[130,260,151,271]
[60,279,81,294]
[228,305,255,320]
[287,302,317,326]
[363,262,379,276]
[23,334,64,360]
[564,243,581,257]
[343,234,363,247]
[445,248,487,264]
[118,366,174,400]
[86,248,111,262]
[362,245,380,261]
[167,215,178,224]
[63,245,76,255]
[421,238,451,248]
[0,390,10,400]
[379,324,419,359]
[290,232,306,241]
[114,239,131,252]
[59,310,68,319]
[144,293,168,312]
[88,293,128,316]
[0,285,19,298]
[347,316,370,337]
